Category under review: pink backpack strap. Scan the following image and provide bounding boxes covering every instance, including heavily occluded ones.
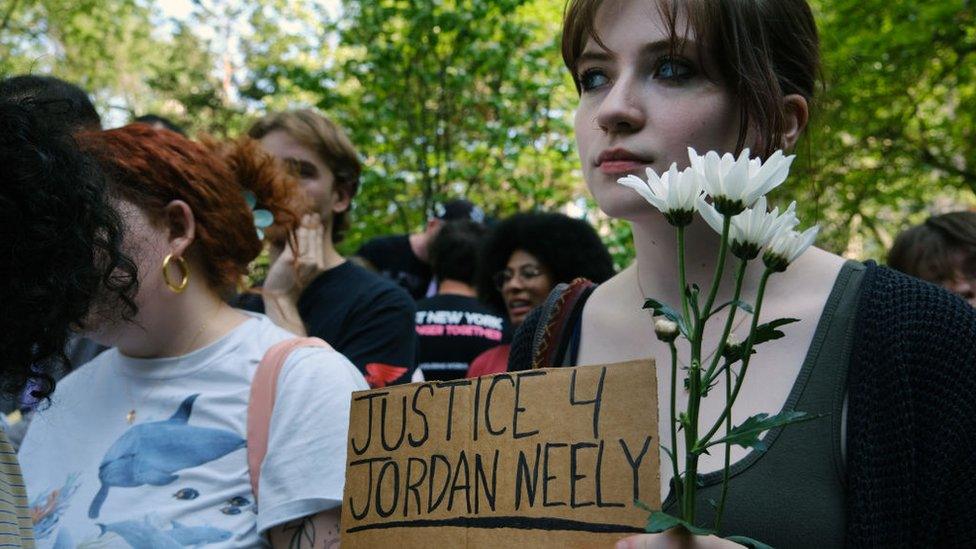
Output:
[247,337,332,501]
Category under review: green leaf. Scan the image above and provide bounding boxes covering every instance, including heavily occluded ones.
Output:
[751,318,799,346]
[645,511,716,536]
[711,299,754,317]
[726,535,775,549]
[643,298,691,337]
[643,297,680,318]
[660,444,677,470]
[634,499,654,513]
[708,411,819,451]
[723,317,799,363]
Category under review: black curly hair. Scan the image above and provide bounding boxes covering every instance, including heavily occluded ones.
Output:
[476,212,615,312]
[0,100,137,401]
[429,220,488,286]
[0,75,102,130]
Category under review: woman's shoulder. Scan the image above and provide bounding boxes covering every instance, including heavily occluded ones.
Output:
[278,341,369,393]
[848,260,976,411]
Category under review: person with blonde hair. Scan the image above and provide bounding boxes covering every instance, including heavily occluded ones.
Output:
[237,109,417,388]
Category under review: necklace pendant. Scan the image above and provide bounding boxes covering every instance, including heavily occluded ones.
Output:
[126,409,136,424]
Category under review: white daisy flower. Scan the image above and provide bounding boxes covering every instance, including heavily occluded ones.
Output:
[763,225,820,271]
[688,147,795,216]
[617,162,702,227]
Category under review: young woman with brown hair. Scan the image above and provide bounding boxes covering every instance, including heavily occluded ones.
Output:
[510,1,976,547]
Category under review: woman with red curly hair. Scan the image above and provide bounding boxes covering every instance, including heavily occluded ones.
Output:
[19,125,366,548]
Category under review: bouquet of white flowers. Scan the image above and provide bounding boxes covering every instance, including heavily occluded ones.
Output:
[619,148,820,547]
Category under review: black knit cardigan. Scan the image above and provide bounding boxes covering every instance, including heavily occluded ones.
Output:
[509,263,976,547]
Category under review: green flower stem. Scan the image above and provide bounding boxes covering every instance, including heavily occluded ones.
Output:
[695,268,774,451]
[714,363,733,531]
[668,340,683,511]
[683,354,701,522]
[700,216,732,319]
[675,224,701,522]
[703,258,748,386]
[677,225,691,324]
[683,328,705,522]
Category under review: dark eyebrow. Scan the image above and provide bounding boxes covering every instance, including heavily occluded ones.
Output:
[577,38,699,67]
[283,158,317,174]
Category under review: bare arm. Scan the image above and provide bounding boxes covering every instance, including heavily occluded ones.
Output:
[268,508,341,549]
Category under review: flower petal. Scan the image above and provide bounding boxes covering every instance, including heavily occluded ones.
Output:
[618,174,668,213]
[697,195,724,235]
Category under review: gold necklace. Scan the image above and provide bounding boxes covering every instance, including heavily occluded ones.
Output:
[635,263,750,365]
[123,317,213,424]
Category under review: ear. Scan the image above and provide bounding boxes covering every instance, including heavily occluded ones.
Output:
[331,185,352,216]
[163,200,196,257]
[426,219,442,234]
[781,94,810,151]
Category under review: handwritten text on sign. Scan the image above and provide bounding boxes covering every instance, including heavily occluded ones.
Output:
[340,360,660,548]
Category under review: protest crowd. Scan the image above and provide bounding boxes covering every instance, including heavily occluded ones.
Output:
[1,0,974,547]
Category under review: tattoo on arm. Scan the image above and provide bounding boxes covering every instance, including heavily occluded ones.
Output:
[271,509,341,549]
[285,517,315,549]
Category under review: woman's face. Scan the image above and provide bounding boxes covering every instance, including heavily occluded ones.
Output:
[82,200,172,347]
[573,0,742,221]
[499,249,554,326]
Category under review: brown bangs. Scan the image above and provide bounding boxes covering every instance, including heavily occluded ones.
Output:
[561,0,821,159]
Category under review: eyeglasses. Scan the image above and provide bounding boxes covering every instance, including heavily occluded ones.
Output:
[494,265,544,290]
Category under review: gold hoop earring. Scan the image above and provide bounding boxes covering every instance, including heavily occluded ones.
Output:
[162,254,189,293]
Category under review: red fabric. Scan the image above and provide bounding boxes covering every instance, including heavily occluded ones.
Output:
[465,344,511,378]
[364,363,408,388]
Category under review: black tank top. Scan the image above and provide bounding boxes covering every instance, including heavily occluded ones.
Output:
[557,261,866,547]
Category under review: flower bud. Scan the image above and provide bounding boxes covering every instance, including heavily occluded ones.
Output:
[722,333,743,361]
[655,318,679,342]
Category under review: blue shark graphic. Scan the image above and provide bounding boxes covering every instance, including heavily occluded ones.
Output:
[95,517,232,548]
[168,521,232,546]
[88,394,245,518]
[97,520,183,548]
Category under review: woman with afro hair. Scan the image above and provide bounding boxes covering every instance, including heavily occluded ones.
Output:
[0,99,137,546]
[466,212,614,377]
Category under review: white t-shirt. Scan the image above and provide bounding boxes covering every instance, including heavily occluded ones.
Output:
[19,313,367,548]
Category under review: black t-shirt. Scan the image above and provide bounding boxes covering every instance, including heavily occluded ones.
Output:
[414,294,507,381]
[235,261,417,388]
[356,234,432,300]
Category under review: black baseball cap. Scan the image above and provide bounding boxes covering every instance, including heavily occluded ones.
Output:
[433,199,485,224]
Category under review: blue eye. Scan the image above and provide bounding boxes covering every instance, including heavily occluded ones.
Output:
[655,58,693,80]
[579,69,610,91]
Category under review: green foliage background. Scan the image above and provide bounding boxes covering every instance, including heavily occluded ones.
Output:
[2,0,973,267]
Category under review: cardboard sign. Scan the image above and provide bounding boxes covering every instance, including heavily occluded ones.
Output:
[340,360,660,548]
